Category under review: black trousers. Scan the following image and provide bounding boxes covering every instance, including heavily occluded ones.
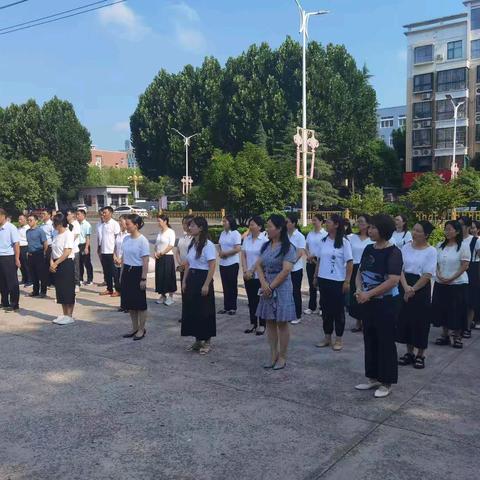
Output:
[245,277,265,328]
[101,253,117,292]
[28,251,48,295]
[306,262,318,311]
[45,246,55,287]
[362,297,398,385]
[78,243,93,283]
[19,245,30,284]
[73,252,80,287]
[319,278,345,337]
[220,263,239,311]
[291,269,303,319]
[0,255,20,308]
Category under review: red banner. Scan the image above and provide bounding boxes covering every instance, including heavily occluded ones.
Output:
[402,170,452,189]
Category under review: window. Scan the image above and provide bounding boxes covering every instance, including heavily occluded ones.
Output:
[413,73,433,92]
[476,124,480,143]
[398,116,406,127]
[414,45,433,64]
[472,39,480,59]
[83,195,92,207]
[95,155,102,168]
[413,101,432,119]
[477,95,480,113]
[436,98,466,120]
[412,157,432,172]
[412,129,432,147]
[436,127,466,149]
[380,117,394,128]
[447,40,463,60]
[472,8,480,30]
[477,65,480,83]
[389,136,394,147]
[437,68,467,92]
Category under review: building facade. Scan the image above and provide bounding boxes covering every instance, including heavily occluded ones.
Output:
[78,186,130,211]
[125,140,138,169]
[377,106,407,147]
[404,1,480,187]
[90,147,128,169]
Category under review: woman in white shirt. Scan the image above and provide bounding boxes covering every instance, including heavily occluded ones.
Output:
[50,213,76,326]
[114,215,129,312]
[241,216,268,335]
[17,214,30,285]
[286,213,306,324]
[155,214,177,306]
[218,215,242,315]
[471,220,480,330]
[120,214,150,341]
[181,217,217,355]
[314,214,353,351]
[432,220,470,349]
[347,214,373,333]
[391,215,412,249]
[397,221,437,370]
[175,215,194,322]
[304,213,327,315]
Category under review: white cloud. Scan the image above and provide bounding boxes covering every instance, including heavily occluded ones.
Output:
[169,2,207,54]
[397,49,408,62]
[113,121,130,133]
[98,3,150,41]
[170,2,200,22]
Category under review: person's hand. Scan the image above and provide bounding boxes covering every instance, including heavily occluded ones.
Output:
[261,283,272,298]
[201,284,209,296]
[342,280,350,294]
[355,291,371,304]
[50,262,57,273]
[15,258,21,268]
[404,286,415,299]
[437,274,447,284]
[219,251,226,259]
[139,280,147,291]
[84,247,89,255]
[176,265,185,273]
[244,270,253,281]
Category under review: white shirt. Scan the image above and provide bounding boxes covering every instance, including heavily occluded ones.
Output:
[317,236,353,282]
[390,230,413,249]
[187,240,216,270]
[52,230,75,260]
[348,234,374,265]
[41,219,54,246]
[122,234,150,267]
[177,233,192,263]
[306,230,327,259]
[401,243,437,277]
[155,228,176,256]
[98,219,120,254]
[436,242,470,285]
[219,230,242,266]
[462,235,480,262]
[17,225,30,247]
[114,231,129,259]
[70,220,81,254]
[242,233,269,278]
[288,229,306,272]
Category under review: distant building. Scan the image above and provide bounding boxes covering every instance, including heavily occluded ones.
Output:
[377,106,407,147]
[78,186,130,210]
[125,140,138,169]
[90,147,128,169]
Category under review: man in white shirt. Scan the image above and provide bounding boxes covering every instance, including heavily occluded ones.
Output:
[77,209,93,285]
[67,209,82,291]
[41,209,56,287]
[97,206,121,296]
[17,214,31,286]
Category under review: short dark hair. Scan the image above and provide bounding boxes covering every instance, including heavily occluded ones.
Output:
[313,213,324,223]
[102,206,114,214]
[126,214,144,230]
[459,216,472,228]
[286,212,300,227]
[182,214,194,223]
[248,215,265,230]
[28,214,39,221]
[77,209,87,216]
[417,220,434,238]
[53,213,68,229]
[224,214,238,231]
[473,220,480,230]
[371,214,396,241]
[0,208,7,217]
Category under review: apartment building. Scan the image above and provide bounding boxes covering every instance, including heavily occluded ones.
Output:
[377,106,407,147]
[404,1,480,187]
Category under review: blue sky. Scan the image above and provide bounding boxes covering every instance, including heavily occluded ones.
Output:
[0,0,463,150]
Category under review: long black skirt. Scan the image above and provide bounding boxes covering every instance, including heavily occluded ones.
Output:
[181,268,216,341]
[431,282,467,331]
[155,255,177,295]
[467,262,480,310]
[348,264,361,319]
[396,273,431,350]
[121,265,147,311]
[54,258,75,305]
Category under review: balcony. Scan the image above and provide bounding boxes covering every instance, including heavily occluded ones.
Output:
[434,143,468,157]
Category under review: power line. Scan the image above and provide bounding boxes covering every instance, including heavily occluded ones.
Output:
[0,0,28,10]
[0,0,126,36]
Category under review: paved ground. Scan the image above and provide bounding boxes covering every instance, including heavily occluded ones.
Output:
[1,224,479,479]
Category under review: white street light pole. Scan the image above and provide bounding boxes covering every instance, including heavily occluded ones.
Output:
[172,128,199,206]
[446,95,464,180]
[295,0,329,226]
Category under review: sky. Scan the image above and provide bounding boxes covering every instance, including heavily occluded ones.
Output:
[0,0,465,150]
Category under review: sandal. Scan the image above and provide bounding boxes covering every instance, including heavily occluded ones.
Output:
[452,337,463,349]
[398,353,415,366]
[186,341,201,352]
[462,330,472,339]
[199,342,211,355]
[435,336,450,346]
[413,356,425,369]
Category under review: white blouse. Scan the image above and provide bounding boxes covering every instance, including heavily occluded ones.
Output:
[155,228,176,256]
[51,230,74,260]
[317,236,353,282]
[187,240,216,270]
[348,234,374,265]
[462,235,480,263]
[401,243,437,277]
[391,230,413,249]
[114,231,129,259]
[177,233,193,263]
[436,242,470,285]
[306,230,327,259]
[122,235,150,267]
[219,230,242,266]
[242,233,269,278]
[289,229,306,272]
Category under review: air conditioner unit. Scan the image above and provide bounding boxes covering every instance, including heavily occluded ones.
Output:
[413,122,421,129]
[436,54,444,62]
[413,149,422,157]
[422,120,432,128]
[422,149,432,156]
[421,92,432,101]
[476,114,480,124]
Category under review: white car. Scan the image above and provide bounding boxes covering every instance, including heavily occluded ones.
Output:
[75,204,88,213]
[113,206,149,218]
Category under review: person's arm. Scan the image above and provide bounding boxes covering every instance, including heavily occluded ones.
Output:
[182,261,190,293]
[255,257,270,294]
[443,261,469,284]
[241,250,250,278]
[270,261,294,291]
[313,256,320,288]
[411,274,432,292]
[220,244,241,259]
[202,259,216,296]
[139,255,149,291]
[85,234,91,255]
[14,242,20,268]
[50,248,72,271]
[43,240,48,255]
[355,265,362,293]
[343,260,353,294]
[356,274,401,303]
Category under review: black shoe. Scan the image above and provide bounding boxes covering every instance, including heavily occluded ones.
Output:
[5,306,19,312]
[398,353,415,366]
[28,293,39,298]
[39,294,47,299]
[413,356,425,369]
[228,310,236,316]
[462,330,472,339]
[133,329,146,341]
[122,331,138,338]
[244,326,256,334]
[256,327,266,336]
[217,309,227,314]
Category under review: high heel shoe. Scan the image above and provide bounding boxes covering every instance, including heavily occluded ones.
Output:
[122,330,138,338]
[244,326,256,334]
[255,327,265,336]
[133,329,146,341]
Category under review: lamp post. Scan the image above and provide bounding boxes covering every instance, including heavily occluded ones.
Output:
[295,0,329,226]
[172,128,199,206]
[445,94,465,180]
[128,170,143,201]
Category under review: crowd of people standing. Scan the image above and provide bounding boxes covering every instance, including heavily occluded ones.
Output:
[1,205,479,399]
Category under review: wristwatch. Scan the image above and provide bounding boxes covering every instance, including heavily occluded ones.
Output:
[141,278,147,281]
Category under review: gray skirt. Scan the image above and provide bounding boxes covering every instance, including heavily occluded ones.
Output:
[256,272,296,322]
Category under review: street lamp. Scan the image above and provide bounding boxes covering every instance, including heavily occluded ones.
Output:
[445,94,465,180]
[295,0,329,226]
[128,170,143,201]
[172,128,199,206]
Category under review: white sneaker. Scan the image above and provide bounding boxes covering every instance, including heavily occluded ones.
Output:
[303,309,315,315]
[374,385,392,398]
[56,316,75,325]
[75,286,80,293]
[291,319,301,325]
[52,315,65,324]
[164,297,175,306]
[155,298,165,305]
[355,379,381,391]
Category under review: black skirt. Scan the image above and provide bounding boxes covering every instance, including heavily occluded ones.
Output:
[467,262,480,310]
[54,258,75,305]
[181,269,216,341]
[155,255,177,294]
[121,265,147,311]
[348,264,361,319]
[431,282,467,331]
[396,273,431,350]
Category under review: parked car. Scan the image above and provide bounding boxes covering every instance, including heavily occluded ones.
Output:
[113,206,148,218]
[75,204,88,213]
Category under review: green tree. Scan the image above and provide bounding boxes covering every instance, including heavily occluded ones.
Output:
[139,177,167,200]
[392,127,406,165]
[451,168,480,202]
[347,184,384,216]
